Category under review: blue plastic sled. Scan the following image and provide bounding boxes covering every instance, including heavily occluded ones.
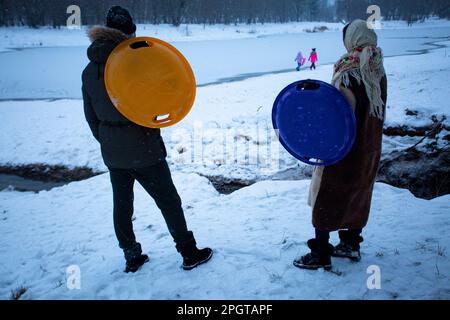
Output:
[272,79,356,166]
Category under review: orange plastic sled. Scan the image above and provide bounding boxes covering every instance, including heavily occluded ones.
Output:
[105,37,196,128]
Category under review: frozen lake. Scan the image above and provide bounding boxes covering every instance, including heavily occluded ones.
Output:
[0,26,449,100]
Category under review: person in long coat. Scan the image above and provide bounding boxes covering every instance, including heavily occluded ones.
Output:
[294,20,388,270]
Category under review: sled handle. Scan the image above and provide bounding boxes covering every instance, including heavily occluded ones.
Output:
[297,81,321,91]
[298,156,325,166]
[152,114,172,125]
[130,40,152,49]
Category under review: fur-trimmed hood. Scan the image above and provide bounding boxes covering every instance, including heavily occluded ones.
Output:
[87,26,131,64]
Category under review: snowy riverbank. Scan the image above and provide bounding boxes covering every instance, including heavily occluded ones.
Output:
[1,41,448,180]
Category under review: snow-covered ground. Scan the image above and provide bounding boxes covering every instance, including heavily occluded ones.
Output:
[0,20,449,300]
[0,172,449,299]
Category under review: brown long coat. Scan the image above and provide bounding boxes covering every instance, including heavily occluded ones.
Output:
[309,75,388,231]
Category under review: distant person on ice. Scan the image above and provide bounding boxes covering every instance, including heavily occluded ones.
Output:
[294,20,387,270]
[294,50,305,71]
[308,48,318,70]
[81,6,212,273]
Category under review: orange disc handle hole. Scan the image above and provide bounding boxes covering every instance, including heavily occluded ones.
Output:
[153,114,172,124]
[130,41,152,49]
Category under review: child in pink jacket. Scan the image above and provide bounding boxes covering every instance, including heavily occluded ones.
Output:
[308,48,318,70]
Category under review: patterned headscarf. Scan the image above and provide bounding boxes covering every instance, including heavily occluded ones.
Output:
[331,19,386,120]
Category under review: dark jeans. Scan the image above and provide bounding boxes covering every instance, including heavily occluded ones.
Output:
[310,62,316,70]
[109,160,193,251]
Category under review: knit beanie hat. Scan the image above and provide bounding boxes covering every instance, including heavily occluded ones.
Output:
[106,6,136,35]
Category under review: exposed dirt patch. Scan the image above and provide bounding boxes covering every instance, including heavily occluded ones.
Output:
[0,164,103,192]
[378,146,449,199]
[378,114,449,199]
[383,125,428,137]
[203,175,255,195]
[384,114,449,138]
[0,164,101,183]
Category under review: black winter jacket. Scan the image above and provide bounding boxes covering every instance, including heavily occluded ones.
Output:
[82,26,167,169]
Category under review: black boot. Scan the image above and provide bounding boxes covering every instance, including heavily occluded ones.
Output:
[332,230,363,262]
[177,239,213,271]
[123,243,149,273]
[293,239,333,271]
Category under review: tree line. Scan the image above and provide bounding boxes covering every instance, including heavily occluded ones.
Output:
[0,0,449,28]
[337,0,450,24]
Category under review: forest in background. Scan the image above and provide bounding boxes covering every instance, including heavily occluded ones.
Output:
[0,0,449,28]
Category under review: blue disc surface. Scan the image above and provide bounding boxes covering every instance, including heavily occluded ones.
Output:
[272,79,356,166]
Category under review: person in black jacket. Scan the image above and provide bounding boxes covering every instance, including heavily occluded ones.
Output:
[82,6,212,273]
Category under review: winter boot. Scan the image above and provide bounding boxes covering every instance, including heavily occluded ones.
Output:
[293,239,334,271]
[123,243,149,273]
[332,230,364,262]
[177,239,213,271]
